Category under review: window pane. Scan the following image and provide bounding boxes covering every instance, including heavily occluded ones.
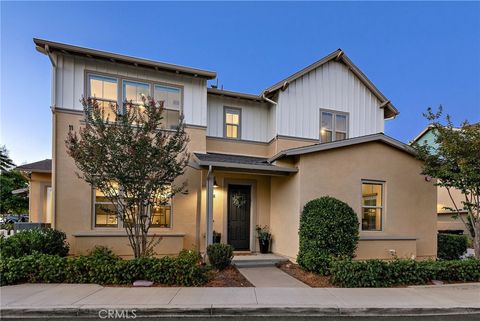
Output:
[362,208,382,231]
[336,114,347,132]
[321,130,332,143]
[94,101,117,122]
[154,85,181,110]
[89,75,117,101]
[123,81,150,104]
[336,132,346,141]
[226,125,238,138]
[362,183,383,206]
[95,203,118,227]
[231,113,239,125]
[321,112,333,130]
[162,109,180,130]
[151,205,171,228]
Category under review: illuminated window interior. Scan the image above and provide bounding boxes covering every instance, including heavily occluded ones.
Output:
[224,108,241,139]
[361,182,384,231]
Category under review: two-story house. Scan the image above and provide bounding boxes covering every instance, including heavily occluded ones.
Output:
[34,38,437,260]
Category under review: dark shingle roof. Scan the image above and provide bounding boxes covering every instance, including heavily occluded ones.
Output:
[193,153,297,174]
[16,159,52,173]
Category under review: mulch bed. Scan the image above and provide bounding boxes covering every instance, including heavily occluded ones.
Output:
[276,261,333,287]
[204,265,254,287]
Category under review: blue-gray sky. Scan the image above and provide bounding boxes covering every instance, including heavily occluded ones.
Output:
[1,1,479,165]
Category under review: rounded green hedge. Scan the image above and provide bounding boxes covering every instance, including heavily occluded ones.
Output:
[0,229,69,258]
[297,196,359,273]
[437,233,468,260]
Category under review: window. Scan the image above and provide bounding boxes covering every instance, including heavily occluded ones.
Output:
[150,186,172,228]
[154,85,182,130]
[361,182,384,231]
[224,108,241,139]
[320,110,348,143]
[123,80,150,104]
[94,186,119,227]
[88,75,118,121]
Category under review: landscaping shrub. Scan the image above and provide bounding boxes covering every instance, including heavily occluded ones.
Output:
[0,247,209,287]
[0,229,69,258]
[330,258,480,287]
[297,196,359,274]
[207,243,234,270]
[437,233,468,260]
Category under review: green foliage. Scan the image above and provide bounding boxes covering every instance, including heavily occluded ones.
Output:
[330,258,480,287]
[0,146,15,172]
[297,196,359,274]
[412,106,479,257]
[0,170,28,215]
[66,97,190,258]
[0,247,208,286]
[437,234,468,260]
[207,243,233,270]
[255,225,271,241]
[0,229,69,259]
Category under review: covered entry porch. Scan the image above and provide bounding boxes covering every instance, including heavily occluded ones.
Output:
[192,152,297,253]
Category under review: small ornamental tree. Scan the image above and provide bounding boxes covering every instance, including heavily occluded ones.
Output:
[297,196,359,274]
[413,106,480,258]
[66,97,189,258]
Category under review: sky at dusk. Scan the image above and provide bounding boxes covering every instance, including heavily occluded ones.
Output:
[1,1,479,165]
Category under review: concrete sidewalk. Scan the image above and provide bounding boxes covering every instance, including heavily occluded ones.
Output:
[238,266,309,287]
[1,283,479,319]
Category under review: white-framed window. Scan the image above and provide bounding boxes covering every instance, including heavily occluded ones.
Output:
[154,84,182,130]
[87,74,118,121]
[361,181,384,231]
[224,107,241,139]
[320,110,349,143]
[123,80,150,104]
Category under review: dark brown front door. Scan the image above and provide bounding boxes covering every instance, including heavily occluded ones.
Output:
[227,184,251,250]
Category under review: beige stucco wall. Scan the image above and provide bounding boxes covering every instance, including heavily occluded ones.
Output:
[53,110,207,257]
[270,142,437,260]
[356,239,417,260]
[28,172,52,223]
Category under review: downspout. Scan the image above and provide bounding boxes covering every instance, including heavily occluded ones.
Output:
[261,92,278,105]
[205,165,214,251]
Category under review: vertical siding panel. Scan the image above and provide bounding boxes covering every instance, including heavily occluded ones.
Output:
[56,55,64,108]
[73,57,85,109]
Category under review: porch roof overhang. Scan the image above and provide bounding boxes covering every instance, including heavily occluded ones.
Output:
[192,152,297,176]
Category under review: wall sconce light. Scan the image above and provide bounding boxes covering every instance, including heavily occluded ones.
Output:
[213,177,219,188]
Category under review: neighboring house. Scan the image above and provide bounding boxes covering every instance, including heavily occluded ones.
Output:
[16,159,53,224]
[34,38,437,260]
[411,126,469,235]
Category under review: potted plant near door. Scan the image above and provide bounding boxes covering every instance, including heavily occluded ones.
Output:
[213,230,222,243]
[256,225,272,253]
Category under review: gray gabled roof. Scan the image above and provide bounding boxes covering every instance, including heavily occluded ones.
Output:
[193,152,297,174]
[269,133,415,162]
[263,49,399,119]
[16,159,52,173]
[34,38,216,80]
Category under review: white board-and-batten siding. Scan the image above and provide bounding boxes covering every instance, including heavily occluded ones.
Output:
[52,54,208,127]
[276,61,385,140]
[207,95,272,142]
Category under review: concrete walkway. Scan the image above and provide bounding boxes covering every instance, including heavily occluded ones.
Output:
[238,266,309,287]
[1,283,479,319]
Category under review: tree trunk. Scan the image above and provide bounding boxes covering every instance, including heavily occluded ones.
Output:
[474,222,480,259]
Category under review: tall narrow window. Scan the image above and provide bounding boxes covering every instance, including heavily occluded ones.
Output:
[154,85,182,130]
[224,108,241,139]
[150,187,172,228]
[88,75,118,121]
[361,182,384,231]
[320,110,349,143]
[94,185,119,227]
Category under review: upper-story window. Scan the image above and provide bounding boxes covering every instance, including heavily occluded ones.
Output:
[320,110,348,143]
[154,85,182,130]
[361,181,384,231]
[88,75,118,121]
[123,80,150,104]
[224,107,241,139]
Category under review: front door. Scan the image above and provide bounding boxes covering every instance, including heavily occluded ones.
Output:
[227,184,251,250]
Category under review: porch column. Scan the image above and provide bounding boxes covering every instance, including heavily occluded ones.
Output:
[205,166,214,249]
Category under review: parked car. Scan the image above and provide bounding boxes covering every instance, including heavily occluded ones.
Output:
[0,214,29,224]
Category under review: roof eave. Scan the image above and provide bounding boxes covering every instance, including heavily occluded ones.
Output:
[33,38,217,80]
[207,88,264,102]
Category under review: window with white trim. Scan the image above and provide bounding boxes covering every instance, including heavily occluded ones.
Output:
[88,75,118,121]
[361,182,384,231]
[224,108,241,139]
[320,110,348,143]
[154,84,182,130]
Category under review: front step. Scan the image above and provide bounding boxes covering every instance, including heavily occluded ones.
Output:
[232,254,289,268]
